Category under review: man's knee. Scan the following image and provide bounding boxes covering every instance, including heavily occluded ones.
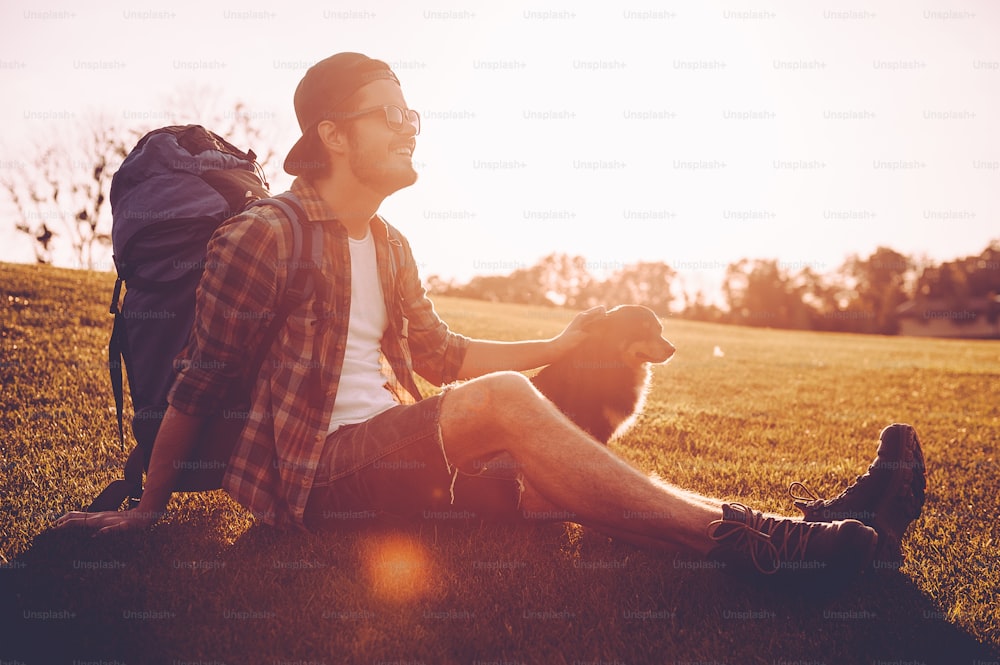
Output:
[446,371,539,422]
[440,372,543,452]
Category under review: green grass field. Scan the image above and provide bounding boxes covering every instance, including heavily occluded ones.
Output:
[2,261,998,664]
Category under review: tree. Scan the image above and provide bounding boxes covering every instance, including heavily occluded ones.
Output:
[722,259,803,328]
[792,266,830,328]
[840,247,913,334]
[602,261,676,315]
[2,113,128,269]
[433,254,678,314]
[531,253,596,308]
[915,239,1000,302]
[679,288,725,323]
[967,240,1000,298]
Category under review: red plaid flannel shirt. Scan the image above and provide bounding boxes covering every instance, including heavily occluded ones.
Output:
[168,178,470,528]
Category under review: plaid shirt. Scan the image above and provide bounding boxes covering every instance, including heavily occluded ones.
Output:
[168,178,470,528]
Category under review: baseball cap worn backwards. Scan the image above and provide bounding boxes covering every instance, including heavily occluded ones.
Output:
[284,52,400,175]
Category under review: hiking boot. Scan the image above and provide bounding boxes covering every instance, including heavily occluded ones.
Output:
[789,423,926,571]
[707,502,878,584]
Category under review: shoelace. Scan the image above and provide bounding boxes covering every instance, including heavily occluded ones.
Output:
[788,476,864,506]
[707,503,814,575]
[788,481,821,503]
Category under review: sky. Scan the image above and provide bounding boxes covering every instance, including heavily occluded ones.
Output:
[1,0,997,305]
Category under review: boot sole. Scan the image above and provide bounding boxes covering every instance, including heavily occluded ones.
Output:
[799,424,926,572]
[869,424,926,571]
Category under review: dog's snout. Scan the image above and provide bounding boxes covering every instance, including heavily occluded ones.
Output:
[664,340,676,358]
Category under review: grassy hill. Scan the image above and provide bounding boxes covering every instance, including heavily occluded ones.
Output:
[1,261,998,664]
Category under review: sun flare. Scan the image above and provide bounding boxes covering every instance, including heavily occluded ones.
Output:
[362,532,433,603]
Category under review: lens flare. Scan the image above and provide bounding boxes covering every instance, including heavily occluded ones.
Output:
[362,532,432,602]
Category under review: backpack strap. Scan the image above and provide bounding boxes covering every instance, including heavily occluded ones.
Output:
[107,276,127,451]
[239,192,322,404]
[90,275,146,511]
[87,445,145,512]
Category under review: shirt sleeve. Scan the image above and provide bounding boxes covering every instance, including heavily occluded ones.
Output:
[167,213,281,417]
[392,230,470,387]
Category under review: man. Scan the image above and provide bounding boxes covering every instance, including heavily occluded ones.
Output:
[56,53,925,584]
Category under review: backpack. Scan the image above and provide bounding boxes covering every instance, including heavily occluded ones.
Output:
[87,124,324,513]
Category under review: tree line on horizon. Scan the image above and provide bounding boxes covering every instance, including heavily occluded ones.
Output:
[4,104,998,337]
[427,241,1000,336]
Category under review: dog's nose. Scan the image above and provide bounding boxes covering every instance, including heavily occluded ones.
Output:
[663,341,676,359]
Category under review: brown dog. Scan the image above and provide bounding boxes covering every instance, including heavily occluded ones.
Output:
[531,305,675,443]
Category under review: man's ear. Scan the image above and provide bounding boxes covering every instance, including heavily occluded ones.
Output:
[316,120,348,157]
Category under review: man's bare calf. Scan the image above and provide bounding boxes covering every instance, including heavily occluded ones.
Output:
[441,371,735,556]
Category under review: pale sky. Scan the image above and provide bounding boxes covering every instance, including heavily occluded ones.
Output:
[1,0,997,304]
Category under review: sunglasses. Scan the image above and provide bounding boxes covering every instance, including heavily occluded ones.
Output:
[335,105,421,135]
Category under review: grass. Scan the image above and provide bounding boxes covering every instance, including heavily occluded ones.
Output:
[1,261,999,665]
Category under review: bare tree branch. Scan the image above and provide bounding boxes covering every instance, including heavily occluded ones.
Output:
[3,90,278,271]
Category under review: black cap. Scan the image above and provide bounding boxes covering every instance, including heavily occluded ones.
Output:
[284,52,399,176]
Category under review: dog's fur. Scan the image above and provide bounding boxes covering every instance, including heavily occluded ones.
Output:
[531,305,675,443]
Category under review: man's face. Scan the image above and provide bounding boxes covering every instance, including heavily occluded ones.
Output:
[341,79,418,197]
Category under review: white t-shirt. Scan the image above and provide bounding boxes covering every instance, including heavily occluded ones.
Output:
[327,230,400,433]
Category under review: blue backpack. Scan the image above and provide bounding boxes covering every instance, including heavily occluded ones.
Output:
[88,125,324,512]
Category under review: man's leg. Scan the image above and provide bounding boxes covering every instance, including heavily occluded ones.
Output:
[441,372,723,554]
[439,372,874,570]
[514,476,726,553]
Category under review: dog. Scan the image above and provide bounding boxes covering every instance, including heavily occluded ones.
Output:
[531,304,675,443]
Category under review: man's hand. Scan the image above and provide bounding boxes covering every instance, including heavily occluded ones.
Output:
[455,306,607,379]
[52,405,206,536]
[52,508,160,535]
[551,305,606,357]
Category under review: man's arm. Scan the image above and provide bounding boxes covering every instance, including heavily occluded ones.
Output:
[130,406,207,521]
[387,225,604,384]
[455,306,605,380]
[53,405,206,533]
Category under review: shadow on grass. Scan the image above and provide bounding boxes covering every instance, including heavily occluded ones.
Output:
[3,517,998,665]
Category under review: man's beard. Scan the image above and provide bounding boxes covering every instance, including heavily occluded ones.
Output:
[347,130,418,196]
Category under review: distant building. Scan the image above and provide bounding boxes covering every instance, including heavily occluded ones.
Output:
[895,296,1000,339]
